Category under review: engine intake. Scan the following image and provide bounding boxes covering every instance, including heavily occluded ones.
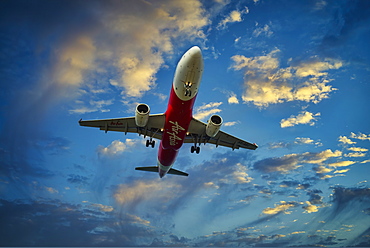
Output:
[135,103,150,127]
[206,115,223,137]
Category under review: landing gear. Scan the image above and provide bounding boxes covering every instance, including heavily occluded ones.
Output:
[184,81,192,97]
[146,139,155,148]
[191,145,200,154]
[185,88,192,97]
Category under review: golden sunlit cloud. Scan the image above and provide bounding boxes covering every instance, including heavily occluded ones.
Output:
[217,7,249,29]
[338,135,356,145]
[262,201,299,215]
[351,132,370,141]
[230,49,343,107]
[328,160,356,168]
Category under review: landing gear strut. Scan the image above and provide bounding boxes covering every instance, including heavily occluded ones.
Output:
[146,139,155,148]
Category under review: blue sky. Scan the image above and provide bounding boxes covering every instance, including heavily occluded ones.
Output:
[1,0,370,246]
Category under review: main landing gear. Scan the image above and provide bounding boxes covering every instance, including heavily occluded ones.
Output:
[146,139,155,148]
[191,145,200,154]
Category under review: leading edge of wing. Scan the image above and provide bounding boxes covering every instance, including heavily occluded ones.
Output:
[185,118,258,150]
[79,114,165,139]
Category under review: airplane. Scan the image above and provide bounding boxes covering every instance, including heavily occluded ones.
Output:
[79,46,258,178]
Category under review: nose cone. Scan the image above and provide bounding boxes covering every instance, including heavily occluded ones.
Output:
[188,46,202,58]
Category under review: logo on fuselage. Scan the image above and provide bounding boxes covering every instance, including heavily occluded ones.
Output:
[167,121,185,146]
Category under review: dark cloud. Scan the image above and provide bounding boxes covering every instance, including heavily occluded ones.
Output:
[0,198,166,246]
[253,154,301,174]
[67,174,89,185]
[319,0,370,57]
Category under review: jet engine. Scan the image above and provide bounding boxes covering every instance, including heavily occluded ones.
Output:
[206,115,223,137]
[135,103,150,127]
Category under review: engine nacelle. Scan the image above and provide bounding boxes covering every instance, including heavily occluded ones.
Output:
[135,103,150,127]
[206,115,223,137]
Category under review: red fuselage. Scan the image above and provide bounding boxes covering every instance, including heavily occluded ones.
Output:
[157,46,203,177]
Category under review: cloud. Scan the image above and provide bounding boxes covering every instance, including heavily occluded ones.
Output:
[338,135,356,145]
[230,49,343,107]
[303,201,319,213]
[97,139,140,157]
[254,153,302,174]
[280,111,320,128]
[254,149,343,176]
[217,7,249,29]
[262,201,300,215]
[351,132,370,141]
[253,24,273,37]
[295,137,322,146]
[69,99,114,114]
[90,203,114,213]
[347,147,368,152]
[224,121,238,127]
[193,102,223,120]
[328,160,356,168]
[227,92,240,104]
[345,152,366,158]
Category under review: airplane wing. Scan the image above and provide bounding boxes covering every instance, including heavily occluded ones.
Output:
[184,118,258,150]
[79,114,165,140]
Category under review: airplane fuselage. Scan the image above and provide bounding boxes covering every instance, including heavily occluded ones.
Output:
[158,46,203,177]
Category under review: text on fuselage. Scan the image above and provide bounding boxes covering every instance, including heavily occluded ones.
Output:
[167,121,185,146]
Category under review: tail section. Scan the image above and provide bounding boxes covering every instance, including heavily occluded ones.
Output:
[135,166,188,177]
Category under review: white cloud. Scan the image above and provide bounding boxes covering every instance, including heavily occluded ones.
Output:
[217,7,249,29]
[69,99,113,114]
[280,111,320,128]
[227,92,239,104]
[194,102,223,120]
[97,139,139,157]
[224,121,238,127]
[295,137,322,146]
[253,24,273,37]
[230,50,343,107]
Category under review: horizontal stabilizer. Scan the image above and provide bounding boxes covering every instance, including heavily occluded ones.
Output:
[135,166,158,173]
[167,168,188,177]
[135,166,188,177]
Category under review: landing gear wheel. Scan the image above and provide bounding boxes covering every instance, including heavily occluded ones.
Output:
[146,139,155,148]
[196,146,200,154]
[191,146,195,153]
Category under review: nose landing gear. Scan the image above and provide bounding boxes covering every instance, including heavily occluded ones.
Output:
[184,81,192,97]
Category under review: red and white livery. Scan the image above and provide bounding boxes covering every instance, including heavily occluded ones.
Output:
[79,46,257,178]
